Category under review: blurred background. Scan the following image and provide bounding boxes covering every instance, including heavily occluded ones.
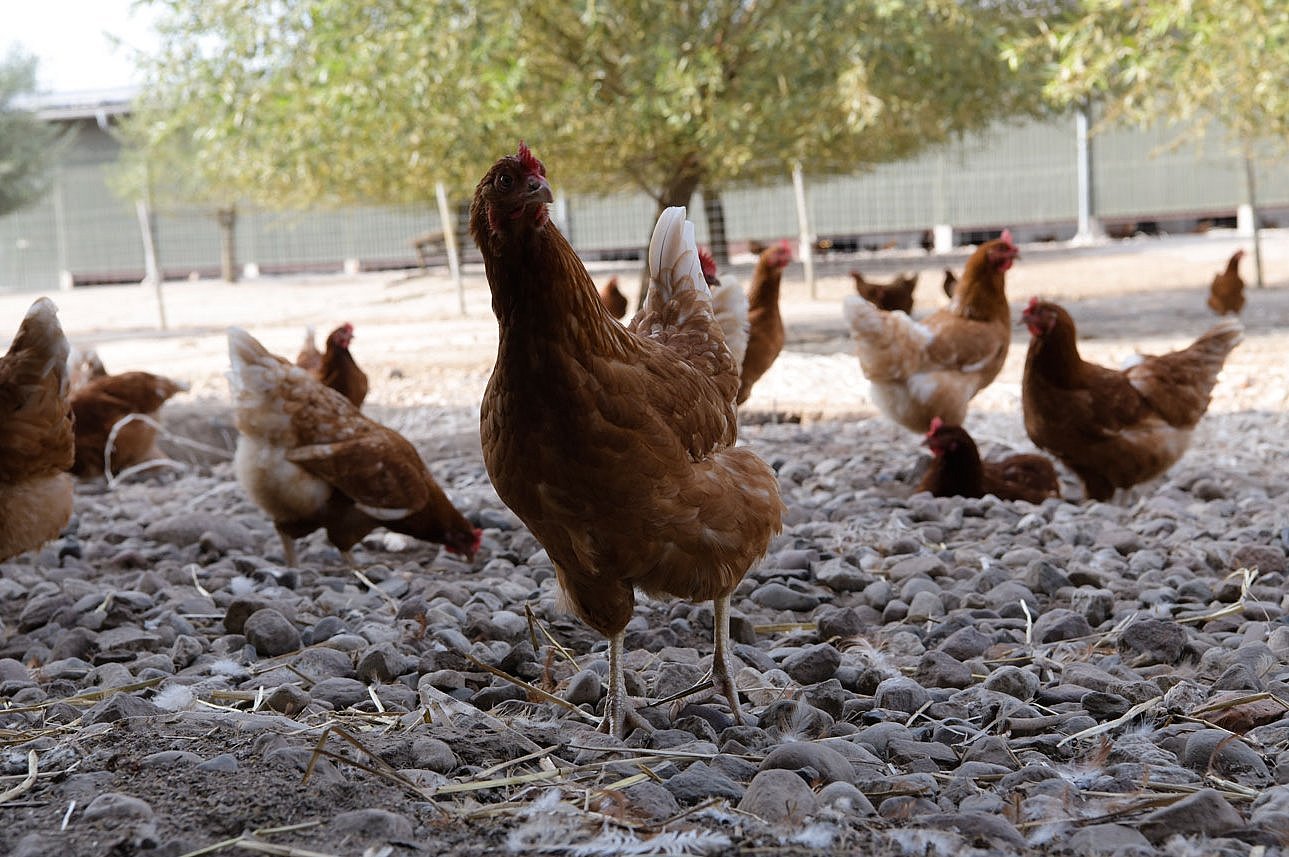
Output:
[1,0,1286,294]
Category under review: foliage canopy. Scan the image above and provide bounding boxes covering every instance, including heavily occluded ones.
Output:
[0,50,62,218]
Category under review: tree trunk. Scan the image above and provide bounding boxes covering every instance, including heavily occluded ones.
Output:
[702,184,729,267]
[638,154,703,309]
[216,206,238,283]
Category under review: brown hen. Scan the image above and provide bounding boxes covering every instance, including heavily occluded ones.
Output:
[851,270,918,314]
[917,418,1060,504]
[1207,250,1245,316]
[70,371,188,478]
[315,323,368,408]
[598,277,629,320]
[738,241,793,404]
[1021,299,1242,501]
[0,298,75,562]
[228,328,478,567]
[472,144,783,737]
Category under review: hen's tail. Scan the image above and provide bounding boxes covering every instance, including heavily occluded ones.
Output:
[227,327,291,404]
[0,298,74,475]
[709,276,749,369]
[1185,316,1243,369]
[1128,317,1242,427]
[633,207,740,394]
[842,294,928,383]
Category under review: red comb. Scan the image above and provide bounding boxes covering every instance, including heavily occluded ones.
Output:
[697,247,717,279]
[1026,296,1039,310]
[516,141,544,177]
[1001,228,1014,246]
[928,416,944,435]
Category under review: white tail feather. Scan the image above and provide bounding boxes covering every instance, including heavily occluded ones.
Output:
[646,207,711,313]
[709,276,749,368]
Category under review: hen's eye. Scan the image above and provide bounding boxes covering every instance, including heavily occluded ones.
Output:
[495,174,514,191]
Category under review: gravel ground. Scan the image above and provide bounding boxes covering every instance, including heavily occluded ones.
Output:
[1,230,1288,856]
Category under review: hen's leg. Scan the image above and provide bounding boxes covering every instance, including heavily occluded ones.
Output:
[598,631,652,738]
[276,528,298,568]
[712,594,746,725]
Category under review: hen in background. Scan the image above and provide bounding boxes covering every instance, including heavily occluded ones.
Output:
[942,269,959,300]
[917,418,1060,504]
[1,298,75,562]
[738,240,793,404]
[228,328,479,567]
[1207,249,1245,316]
[850,270,918,314]
[314,323,368,408]
[472,143,783,737]
[598,276,629,320]
[70,371,188,478]
[295,326,322,372]
[68,346,108,390]
[1021,298,1242,501]
[844,232,1019,433]
[699,246,749,371]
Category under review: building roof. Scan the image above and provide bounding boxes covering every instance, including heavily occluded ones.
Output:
[15,87,137,121]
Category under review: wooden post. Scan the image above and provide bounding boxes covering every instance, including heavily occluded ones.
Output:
[436,181,466,315]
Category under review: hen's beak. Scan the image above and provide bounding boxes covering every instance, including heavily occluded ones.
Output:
[527,175,553,205]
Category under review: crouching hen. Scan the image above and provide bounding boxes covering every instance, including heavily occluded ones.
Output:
[1021,299,1242,501]
[1,298,75,562]
[472,143,783,737]
[227,328,479,567]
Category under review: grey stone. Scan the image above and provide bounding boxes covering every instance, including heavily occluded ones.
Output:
[622,780,680,820]
[814,558,868,591]
[1118,618,1187,665]
[1181,729,1270,783]
[816,606,864,640]
[83,792,155,821]
[816,781,875,816]
[738,769,818,824]
[310,677,370,708]
[197,754,239,773]
[906,590,945,622]
[1138,787,1244,842]
[264,685,310,715]
[565,669,603,706]
[663,761,744,804]
[983,666,1038,701]
[1071,588,1115,627]
[938,626,993,660]
[1033,608,1093,643]
[759,742,855,785]
[874,676,931,714]
[750,583,820,611]
[917,652,973,689]
[411,738,457,774]
[140,750,200,768]
[923,812,1026,848]
[331,808,414,843]
[147,513,254,551]
[243,609,301,656]
[1064,823,1154,856]
[781,643,840,685]
[356,643,416,683]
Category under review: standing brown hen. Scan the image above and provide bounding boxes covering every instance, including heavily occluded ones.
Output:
[598,277,629,320]
[1021,299,1242,501]
[315,323,368,408]
[738,241,793,404]
[1,298,75,562]
[472,143,783,737]
[1207,250,1245,315]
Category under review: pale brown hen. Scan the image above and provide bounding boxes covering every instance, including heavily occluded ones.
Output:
[315,323,368,408]
[472,144,783,737]
[228,328,478,567]
[1021,299,1242,501]
[0,298,75,562]
[70,371,188,478]
[843,232,1018,432]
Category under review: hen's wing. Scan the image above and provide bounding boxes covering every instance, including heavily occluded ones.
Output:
[287,433,431,519]
[842,296,933,382]
[629,208,740,402]
[0,298,74,481]
[1125,318,1242,427]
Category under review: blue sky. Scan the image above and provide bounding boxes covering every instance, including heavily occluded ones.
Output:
[4,0,160,93]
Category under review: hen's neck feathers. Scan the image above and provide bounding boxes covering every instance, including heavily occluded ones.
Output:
[952,249,1010,322]
[479,221,633,359]
[924,441,985,497]
[747,259,784,310]
[1026,313,1086,386]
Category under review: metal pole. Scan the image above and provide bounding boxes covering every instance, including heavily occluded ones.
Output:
[135,198,167,331]
[791,162,816,299]
[435,181,466,315]
[1074,108,1099,244]
[1243,154,1265,289]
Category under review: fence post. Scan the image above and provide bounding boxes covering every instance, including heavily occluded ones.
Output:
[1074,108,1102,244]
[135,198,166,331]
[435,181,466,315]
[791,162,816,299]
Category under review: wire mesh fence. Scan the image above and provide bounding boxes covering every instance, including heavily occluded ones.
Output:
[1,113,1287,295]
